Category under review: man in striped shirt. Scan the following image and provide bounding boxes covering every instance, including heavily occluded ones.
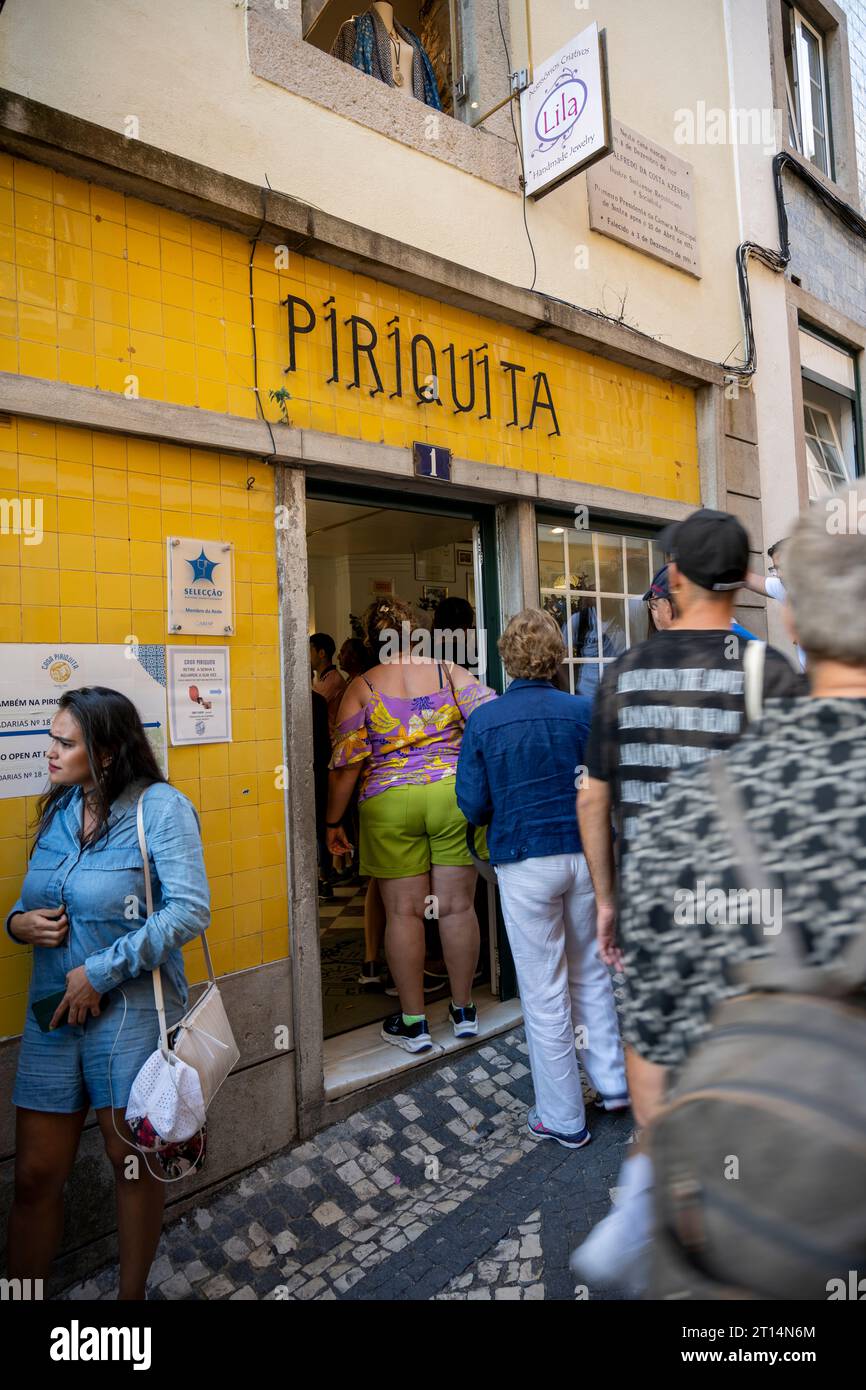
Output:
[578,509,803,977]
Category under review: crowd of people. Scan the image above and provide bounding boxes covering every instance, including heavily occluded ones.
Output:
[316,489,866,1298]
[4,485,863,1301]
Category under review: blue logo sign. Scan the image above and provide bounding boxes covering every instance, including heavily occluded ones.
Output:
[187,548,220,584]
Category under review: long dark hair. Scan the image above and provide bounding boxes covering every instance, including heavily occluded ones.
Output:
[36,686,166,847]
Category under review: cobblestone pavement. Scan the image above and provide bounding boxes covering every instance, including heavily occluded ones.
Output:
[62,1028,632,1302]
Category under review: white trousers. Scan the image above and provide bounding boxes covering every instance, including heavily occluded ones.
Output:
[496,852,627,1134]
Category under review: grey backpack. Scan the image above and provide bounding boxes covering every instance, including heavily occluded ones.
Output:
[650,756,866,1300]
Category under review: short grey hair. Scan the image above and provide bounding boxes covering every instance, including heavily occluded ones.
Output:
[785,481,866,665]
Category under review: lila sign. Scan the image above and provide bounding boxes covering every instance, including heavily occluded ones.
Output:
[520,21,611,200]
[535,78,588,147]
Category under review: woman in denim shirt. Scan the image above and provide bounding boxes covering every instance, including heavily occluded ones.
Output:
[5,686,210,1300]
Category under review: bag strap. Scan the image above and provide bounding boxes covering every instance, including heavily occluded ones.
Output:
[743,638,765,724]
[136,789,216,1060]
[441,660,465,730]
[709,756,866,995]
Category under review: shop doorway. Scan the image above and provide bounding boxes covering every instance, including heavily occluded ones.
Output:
[306,483,514,1052]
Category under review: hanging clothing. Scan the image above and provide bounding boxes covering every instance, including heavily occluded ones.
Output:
[331,8,443,110]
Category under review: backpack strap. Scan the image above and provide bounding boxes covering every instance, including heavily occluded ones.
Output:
[743,639,765,724]
[710,756,866,996]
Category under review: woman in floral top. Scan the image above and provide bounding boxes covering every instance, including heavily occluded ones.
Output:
[326,597,496,1053]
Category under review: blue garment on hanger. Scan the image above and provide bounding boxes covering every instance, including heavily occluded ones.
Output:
[350,11,442,110]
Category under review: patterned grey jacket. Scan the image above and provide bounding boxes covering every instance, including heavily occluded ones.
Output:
[619,697,866,1069]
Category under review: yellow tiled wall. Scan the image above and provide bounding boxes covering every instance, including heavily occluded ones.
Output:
[0,416,288,1039]
[0,153,700,503]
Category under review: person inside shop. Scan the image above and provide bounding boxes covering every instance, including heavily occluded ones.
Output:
[5,686,210,1301]
[325,596,496,1052]
[338,637,373,682]
[310,633,346,735]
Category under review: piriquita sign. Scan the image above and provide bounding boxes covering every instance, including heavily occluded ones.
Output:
[283,294,562,435]
[520,21,612,200]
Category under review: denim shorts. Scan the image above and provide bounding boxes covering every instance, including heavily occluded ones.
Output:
[13,990,185,1113]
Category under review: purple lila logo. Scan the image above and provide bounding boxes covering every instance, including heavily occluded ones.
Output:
[532,71,588,156]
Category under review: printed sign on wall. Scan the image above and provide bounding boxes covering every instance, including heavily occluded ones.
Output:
[520,21,611,200]
[587,121,701,277]
[167,536,235,636]
[167,648,232,746]
[0,644,167,799]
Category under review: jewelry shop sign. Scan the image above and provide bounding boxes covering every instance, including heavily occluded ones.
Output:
[167,537,234,636]
[520,21,611,200]
[587,120,701,277]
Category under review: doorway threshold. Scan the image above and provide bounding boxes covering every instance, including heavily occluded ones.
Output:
[323,987,522,1101]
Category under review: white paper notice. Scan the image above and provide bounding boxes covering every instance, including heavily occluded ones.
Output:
[167,647,231,746]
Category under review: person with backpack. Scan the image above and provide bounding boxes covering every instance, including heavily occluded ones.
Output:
[609,483,866,1298]
[574,509,804,1292]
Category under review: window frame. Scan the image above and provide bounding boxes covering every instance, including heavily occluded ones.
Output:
[803,399,850,495]
[536,514,664,696]
[784,2,834,179]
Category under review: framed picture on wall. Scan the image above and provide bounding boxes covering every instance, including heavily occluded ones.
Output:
[422,584,448,606]
[414,543,456,583]
[370,578,394,596]
[456,547,473,567]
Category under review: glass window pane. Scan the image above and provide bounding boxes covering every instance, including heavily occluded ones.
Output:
[811,408,834,442]
[625,539,650,593]
[557,659,575,695]
[803,27,821,84]
[564,529,595,592]
[599,597,628,660]
[538,526,568,589]
[651,539,667,577]
[628,596,650,645]
[819,441,847,482]
[564,593,597,660]
[596,534,624,592]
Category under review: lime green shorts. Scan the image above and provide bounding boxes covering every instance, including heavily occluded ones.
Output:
[359,778,476,879]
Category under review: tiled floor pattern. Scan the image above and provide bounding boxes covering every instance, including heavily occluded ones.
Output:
[61,1028,632,1302]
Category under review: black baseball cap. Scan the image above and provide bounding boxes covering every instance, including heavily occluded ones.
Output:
[642,564,672,602]
[658,509,749,592]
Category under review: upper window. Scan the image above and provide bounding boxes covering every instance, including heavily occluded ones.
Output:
[783,3,833,178]
[537,522,665,700]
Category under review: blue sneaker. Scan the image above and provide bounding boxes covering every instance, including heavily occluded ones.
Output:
[449,1002,478,1038]
[527,1107,591,1150]
[380,1012,433,1053]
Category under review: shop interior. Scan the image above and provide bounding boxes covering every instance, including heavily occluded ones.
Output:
[307,494,497,1047]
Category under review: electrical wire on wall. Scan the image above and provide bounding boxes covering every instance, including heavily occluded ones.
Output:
[734,150,866,378]
[248,177,279,464]
[497,0,536,292]
[493,8,866,387]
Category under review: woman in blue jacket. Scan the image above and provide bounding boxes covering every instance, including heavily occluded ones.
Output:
[456,610,627,1151]
[5,686,210,1300]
